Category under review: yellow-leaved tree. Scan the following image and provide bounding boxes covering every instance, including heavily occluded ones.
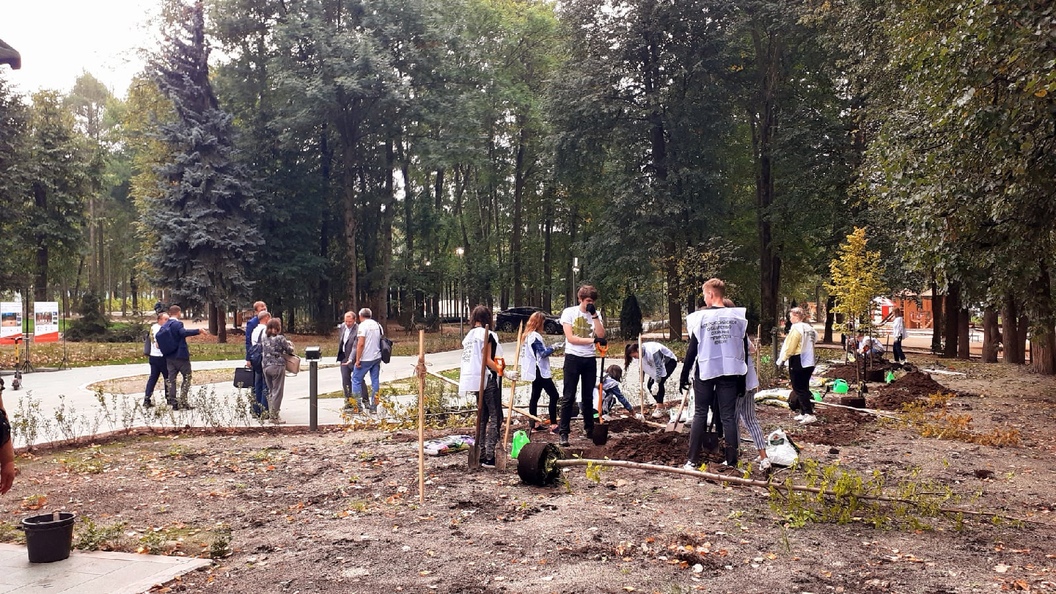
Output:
[827,226,886,343]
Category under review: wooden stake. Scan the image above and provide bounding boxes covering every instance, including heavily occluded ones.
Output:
[416,330,426,504]
[638,333,646,418]
[502,322,526,450]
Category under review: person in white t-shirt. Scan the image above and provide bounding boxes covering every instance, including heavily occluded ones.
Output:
[352,308,384,414]
[557,284,606,447]
[143,311,170,408]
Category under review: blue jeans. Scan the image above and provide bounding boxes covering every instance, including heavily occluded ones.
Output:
[352,359,381,411]
[251,358,268,416]
[145,355,169,403]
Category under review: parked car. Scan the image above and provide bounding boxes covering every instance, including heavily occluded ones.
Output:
[495,307,562,334]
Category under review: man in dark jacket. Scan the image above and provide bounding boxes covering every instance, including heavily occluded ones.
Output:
[164,305,208,409]
[336,311,359,410]
[244,301,268,415]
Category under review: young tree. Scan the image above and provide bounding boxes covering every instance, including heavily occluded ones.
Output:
[827,227,885,379]
[144,0,262,342]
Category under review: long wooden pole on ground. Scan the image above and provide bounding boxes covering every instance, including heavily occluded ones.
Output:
[502,322,526,450]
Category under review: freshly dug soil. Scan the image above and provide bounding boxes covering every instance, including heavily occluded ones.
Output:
[870,370,959,410]
[3,355,1055,593]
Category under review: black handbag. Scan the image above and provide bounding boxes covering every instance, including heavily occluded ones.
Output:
[233,367,254,388]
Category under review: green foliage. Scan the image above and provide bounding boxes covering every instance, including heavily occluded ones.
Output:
[75,517,127,551]
[144,1,262,312]
[619,294,643,340]
[827,227,885,334]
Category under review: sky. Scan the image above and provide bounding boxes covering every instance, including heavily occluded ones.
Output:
[0,0,160,98]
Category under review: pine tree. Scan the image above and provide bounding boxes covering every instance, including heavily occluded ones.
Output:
[145,0,262,341]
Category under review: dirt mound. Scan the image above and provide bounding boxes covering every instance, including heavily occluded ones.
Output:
[793,406,877,446]
[606,417,656,434]
[871,371,956,410]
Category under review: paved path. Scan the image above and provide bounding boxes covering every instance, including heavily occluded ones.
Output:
[0,544,210,594]
[2,343,516,449]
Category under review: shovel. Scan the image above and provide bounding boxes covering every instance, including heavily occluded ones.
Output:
[701,405,721,456]
[498,323,527,470]
[468,335,492,470]
[665,387,689,432]
[591,343,610,446]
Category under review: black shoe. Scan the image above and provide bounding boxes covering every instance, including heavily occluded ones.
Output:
[481,457,496,468]
[559,435,570,447]
[143,400,153,408]
[582,428,593,439]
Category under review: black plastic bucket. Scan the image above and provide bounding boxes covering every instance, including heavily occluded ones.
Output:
[22,512,75,563]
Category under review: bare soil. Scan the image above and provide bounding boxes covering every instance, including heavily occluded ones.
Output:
[2,355,1055,593]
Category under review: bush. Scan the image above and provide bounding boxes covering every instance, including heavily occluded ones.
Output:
[620,294,643,339]
[65,293,147,343]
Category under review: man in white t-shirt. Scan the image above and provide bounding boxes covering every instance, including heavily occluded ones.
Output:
[557,284,606,447]
[249,311,272,417]
[352,308,384,413]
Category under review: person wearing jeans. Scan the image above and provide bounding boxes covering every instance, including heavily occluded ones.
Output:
[558,284,606,447]
[143,311,170,407]
[352,308,384,413]
[679,278,748,469]
[520,311,560,432]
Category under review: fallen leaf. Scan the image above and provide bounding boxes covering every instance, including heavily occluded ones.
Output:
[995,564,1011,573]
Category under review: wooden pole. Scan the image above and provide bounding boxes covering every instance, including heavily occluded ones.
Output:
[638,333,645,418]
[416,330,426,504]
[502,322,526,450]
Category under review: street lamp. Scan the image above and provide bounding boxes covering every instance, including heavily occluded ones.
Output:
[571,257,580,306]
[456,247,465,335]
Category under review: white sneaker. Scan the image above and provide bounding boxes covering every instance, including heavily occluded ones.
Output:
[682,461,698,471]
[755,457,772,471]
[651,410,664,419]
[798,414,818,425]
[634,413,644,420]
[793,414,806,422]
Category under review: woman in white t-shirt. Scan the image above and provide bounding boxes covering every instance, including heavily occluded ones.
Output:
[143,311,169,407]
[520,311,560,432]
[556,284,606,447]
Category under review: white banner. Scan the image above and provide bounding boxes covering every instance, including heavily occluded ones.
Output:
[34,301,59,343]
[0,302,21,344]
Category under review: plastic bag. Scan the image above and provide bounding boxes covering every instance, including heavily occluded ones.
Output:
[765,429,800,467]
[423,435,475,456]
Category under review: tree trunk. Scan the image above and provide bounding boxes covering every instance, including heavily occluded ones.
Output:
[1002,296,1023,364]
[1028,266,1056,374]
[943,283,960,357]
[511,120,527,306]
[824,295,836,344]
[209,302,219,336]
[749,22,782,344]
[982,308,1000,363]
[373,138,396,321]
[665,241,681,341]
[957,307,970,359]
[542,196,553,313]
[315,128,333,335]
[342,149,359,312]
[930,279,943,354]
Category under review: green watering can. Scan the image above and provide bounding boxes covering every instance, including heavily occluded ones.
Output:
[511,430,530,459]
[832,379,849,394]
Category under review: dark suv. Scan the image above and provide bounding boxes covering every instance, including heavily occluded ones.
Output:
[495,307,562,334]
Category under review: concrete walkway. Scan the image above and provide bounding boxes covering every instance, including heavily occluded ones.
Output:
[0,544,210,594]
[3,343,511,449]
[1,343,519,594]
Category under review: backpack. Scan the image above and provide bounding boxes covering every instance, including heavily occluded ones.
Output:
[379,332,393,364]
[155,321,179,357]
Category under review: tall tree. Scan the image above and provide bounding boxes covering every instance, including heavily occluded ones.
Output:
[145,0,262,341]
[26,90,88,302]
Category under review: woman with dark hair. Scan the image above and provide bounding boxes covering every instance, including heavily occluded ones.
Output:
[458,306,505,468]
[520,311,560,432]
[624,341,678,409]
[262,318,294,424]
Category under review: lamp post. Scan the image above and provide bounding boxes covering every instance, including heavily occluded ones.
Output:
[456,247,465,335]
[571,257,580,306]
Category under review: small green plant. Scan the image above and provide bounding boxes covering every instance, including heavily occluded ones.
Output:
[59,445,108,474]
[0,520,25,544]
[209,524,232,559]
[585,460,609,483]
[76,517,127,551]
